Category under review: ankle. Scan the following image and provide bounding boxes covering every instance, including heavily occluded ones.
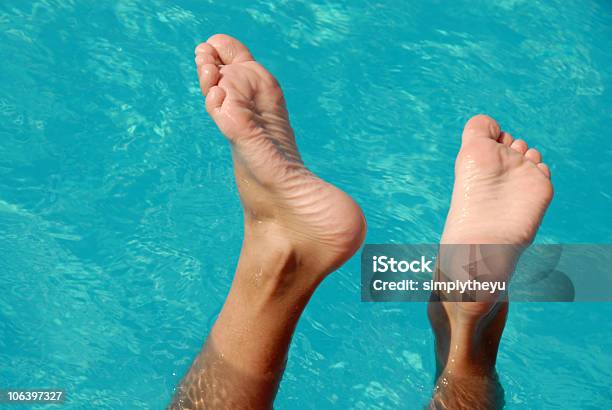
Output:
[230,222,327,303]
[432,301,508,378]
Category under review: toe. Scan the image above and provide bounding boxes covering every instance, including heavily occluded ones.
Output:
[462,114,501,142]
[525,148,542,163]
[497,131,514,146]
[206,34,254,64]
[195,53,218,66]
[198,63,220,95]
[537,163,551,178]
[205,85,227,116]
[510,139,528,154]
[194,42,221,65]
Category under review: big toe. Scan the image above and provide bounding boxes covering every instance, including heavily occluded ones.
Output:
[206,34,254,64]
[462,114,501,142]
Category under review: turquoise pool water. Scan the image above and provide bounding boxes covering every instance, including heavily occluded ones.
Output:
[1,0,611,408]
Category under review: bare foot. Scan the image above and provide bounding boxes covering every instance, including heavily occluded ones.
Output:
[195,34,366,289]
[429,115,553,409]
[441,114,553,246]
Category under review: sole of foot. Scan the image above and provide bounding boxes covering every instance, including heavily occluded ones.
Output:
[195,34,366,292]
[441,114,553,247]
[438,114,553,318]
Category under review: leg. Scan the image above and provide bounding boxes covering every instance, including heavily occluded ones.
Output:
[429,115,553,409]
[169,35,366,409]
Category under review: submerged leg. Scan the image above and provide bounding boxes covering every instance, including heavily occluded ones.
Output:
[170,34,366,409]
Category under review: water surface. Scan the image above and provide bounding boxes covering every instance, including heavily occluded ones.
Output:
[0,0,611,408]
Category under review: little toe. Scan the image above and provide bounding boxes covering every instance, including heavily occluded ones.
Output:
[510,139,528,154]
[537,163,551,178]
[207,34,254,65]
[195,42,221,65]
[525,148,542,163]
[195,53,218,66]
[198,64,220,95]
